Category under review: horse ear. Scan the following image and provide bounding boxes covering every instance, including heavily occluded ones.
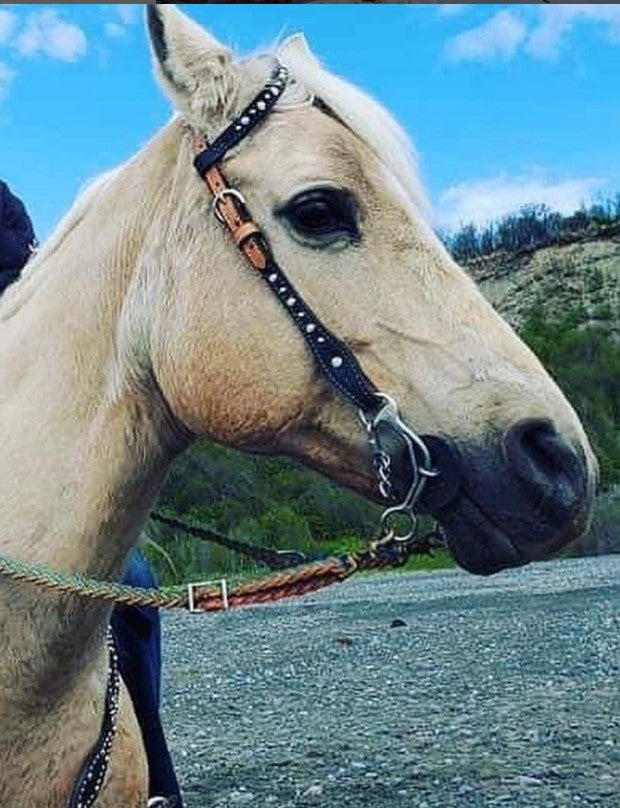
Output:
[277,34,320,72]
[146,4,239,129]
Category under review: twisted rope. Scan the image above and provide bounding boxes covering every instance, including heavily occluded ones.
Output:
[0,550,364,612]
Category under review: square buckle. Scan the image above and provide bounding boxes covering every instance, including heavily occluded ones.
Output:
[187,578,229,613]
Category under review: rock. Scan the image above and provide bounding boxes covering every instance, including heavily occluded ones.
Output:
[303,785,324,797]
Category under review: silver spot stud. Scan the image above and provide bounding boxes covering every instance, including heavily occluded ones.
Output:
[268,273,277,283]
[317,337,326,343]
[278,287,287,294]
[306,324,316,334]
[286,297,296,307]
[331,356,343,368]
[257,100,266,111]
[241,116,250,125]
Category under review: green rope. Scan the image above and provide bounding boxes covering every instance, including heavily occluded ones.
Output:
[0,553,187,609]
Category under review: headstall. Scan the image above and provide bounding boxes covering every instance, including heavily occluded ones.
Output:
[191,63,440,544]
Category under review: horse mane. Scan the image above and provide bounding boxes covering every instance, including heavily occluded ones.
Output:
[0,167,122,321]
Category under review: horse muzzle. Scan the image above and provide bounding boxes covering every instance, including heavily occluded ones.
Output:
[391,418,595,575]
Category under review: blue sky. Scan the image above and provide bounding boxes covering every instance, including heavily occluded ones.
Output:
[1,3,619,241]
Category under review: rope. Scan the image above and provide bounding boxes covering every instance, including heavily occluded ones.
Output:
[0,529,426,613]
[0,550,360,612]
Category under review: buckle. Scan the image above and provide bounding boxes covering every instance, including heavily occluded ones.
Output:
[187,578,229,613]
[212,188,247,224]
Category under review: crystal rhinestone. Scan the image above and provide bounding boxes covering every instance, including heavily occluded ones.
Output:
[286,297,296,307]
[241,116,250,125]
[278,287,286,294]
[268,273,277,283]
[331,356,343,368]
[317,337,326,343]
[306,324,316,334]
[257,101,266,111]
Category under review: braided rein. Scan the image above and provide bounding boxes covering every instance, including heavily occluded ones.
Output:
[0,528,430,613]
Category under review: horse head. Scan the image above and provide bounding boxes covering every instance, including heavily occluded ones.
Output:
[143,5,597,575]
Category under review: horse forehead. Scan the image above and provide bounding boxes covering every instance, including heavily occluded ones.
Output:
[235,107,374,192]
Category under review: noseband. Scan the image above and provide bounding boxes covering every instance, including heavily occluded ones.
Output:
[191,64,439,543]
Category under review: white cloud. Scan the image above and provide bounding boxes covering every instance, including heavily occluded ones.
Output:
[527,4,620,60]
[105,22,126,40]
[15,9,87,62]
[114,5,137,27]
[444,10,526,63]
[0,60,15,99]
[436,173,605,230]
[444,4,620,65]
[102,4,137,40]
[0,8,16,45]
[437,5,467,19]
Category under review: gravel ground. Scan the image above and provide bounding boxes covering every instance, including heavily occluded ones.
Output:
[160,555,620,808]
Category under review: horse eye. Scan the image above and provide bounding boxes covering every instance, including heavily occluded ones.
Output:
[279,188,360,245]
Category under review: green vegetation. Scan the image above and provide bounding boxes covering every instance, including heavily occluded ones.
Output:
[144,440,456,584]
[520,302,620,488]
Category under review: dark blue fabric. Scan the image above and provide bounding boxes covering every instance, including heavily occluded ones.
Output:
[0,180,35,292]
[111,550,183,805]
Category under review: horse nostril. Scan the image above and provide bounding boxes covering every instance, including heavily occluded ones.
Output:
[502,418,585,527]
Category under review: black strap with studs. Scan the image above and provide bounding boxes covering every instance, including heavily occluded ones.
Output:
[67,631,121,808]
[193,64,380,415]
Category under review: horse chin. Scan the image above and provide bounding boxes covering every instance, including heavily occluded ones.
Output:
[435,497,529,576]
[428,478,592,577]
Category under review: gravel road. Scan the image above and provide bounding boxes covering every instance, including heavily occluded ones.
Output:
[160,556,620,808]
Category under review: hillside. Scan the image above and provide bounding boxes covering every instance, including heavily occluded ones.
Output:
[464,224,620,334]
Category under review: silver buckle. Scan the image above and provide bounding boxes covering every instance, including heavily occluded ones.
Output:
[212,188,247,224]
[187,578,229,613]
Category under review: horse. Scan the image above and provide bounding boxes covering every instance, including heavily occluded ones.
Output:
[0,5,597,807]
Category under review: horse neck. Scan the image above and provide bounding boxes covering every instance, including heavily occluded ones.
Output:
[0,120,190,698]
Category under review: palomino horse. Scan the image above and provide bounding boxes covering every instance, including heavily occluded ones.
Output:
[0,5,597,807]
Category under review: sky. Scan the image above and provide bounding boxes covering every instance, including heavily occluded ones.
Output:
[1,3,619,241]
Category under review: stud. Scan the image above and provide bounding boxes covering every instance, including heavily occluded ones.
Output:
[331,356,343,368]
[241,116,250,125]
[257,101,266,111]
[306,324,316,334]
[317,337,326,343]
[278,287,286,294]
[286,297,296,307]
[268,273,277,283]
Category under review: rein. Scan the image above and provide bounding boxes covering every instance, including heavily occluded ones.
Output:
[0,63,443,807]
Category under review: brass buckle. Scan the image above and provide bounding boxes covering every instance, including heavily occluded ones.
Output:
[187,579,229,613]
